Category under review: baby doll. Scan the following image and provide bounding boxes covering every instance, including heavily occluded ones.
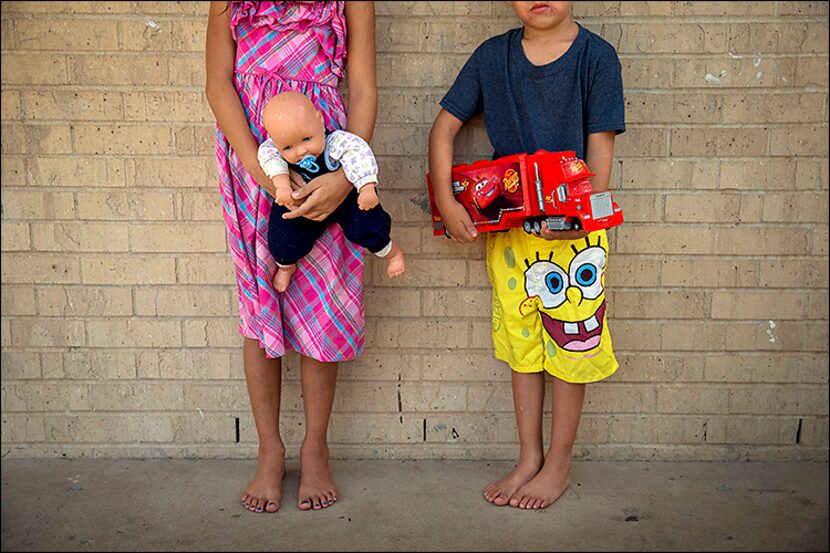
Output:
[258,91,405,292]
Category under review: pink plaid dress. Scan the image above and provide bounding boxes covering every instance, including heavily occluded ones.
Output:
[215,1,364,361]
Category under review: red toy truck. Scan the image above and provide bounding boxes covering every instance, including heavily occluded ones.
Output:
[426,150,623,236]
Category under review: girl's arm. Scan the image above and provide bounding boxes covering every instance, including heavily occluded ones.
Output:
[428,109,478,243]
[283,0,378,221]
[537,131,616,240]
[342,0,377,143]
[204,1,276,197]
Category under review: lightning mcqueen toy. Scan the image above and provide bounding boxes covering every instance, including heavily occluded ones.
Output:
[426,150,624,236]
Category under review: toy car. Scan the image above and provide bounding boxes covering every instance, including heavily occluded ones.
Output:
[472,175,501,210]
[426,150,624,236]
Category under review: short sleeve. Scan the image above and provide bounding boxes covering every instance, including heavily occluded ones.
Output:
[585,50,626,136]
[439,49,483,123]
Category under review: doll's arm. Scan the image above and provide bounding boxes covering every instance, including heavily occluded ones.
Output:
[257,138,289,179]
[328,131,379,190]
[257,139,297,208]
[328,131,380,210]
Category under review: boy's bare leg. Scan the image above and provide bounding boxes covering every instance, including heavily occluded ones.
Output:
[298,356,339,511]
[510,376,586,510]
[484,371,545,506]
[239,338,286,513]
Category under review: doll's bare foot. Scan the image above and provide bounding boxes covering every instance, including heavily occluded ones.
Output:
[385,243,406,278]
[240,444,286,513]
[509,455,572,510]
[272,264,297,293]
[483,457,542,506]
[298,441,338,511]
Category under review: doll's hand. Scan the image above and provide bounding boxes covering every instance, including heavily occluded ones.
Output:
[274,186,300,209]
[438,198,478,243]
[357,184,379,210]
[534,221,588,241]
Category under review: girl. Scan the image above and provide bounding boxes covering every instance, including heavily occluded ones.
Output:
[205,0,377,513]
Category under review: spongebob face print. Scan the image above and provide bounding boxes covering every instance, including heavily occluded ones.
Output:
[520,235,608,359]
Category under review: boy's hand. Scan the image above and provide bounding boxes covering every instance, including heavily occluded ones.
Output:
[534,220,588,241]
[357,184,379,210]
[438,199,478,243]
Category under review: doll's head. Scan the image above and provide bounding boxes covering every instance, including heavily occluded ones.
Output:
[261,91,326,164]
[508,2,574,31]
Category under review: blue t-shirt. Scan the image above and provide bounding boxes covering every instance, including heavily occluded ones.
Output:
[440,25,625,160]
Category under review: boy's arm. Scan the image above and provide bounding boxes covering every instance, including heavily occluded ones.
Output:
[538,131,616,240]
[584,131,616,193]
[428,109,478,243]
[257,139,297,208]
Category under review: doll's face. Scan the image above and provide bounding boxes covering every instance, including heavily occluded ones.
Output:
[262,93,327,164]
[508,1,573,29]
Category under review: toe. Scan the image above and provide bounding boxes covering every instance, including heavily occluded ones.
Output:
[298,498,312,511]
[265,500,279,513]
[254,498,265,512]
[494,493,510,506]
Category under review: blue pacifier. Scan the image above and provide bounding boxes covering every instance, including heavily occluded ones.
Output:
[298,155,320,173]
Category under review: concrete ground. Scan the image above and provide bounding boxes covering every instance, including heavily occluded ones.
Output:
[1,459,827,551]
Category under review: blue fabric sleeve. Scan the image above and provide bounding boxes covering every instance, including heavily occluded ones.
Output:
[439,50,483,123]
[585,52,626,135]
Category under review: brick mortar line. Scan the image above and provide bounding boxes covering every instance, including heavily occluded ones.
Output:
[2,379,826,389]
[3,13,827,22]
[0,411,823,419]
[5,85,829,94]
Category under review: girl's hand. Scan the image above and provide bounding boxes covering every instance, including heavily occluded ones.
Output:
[282,169,352,221]
[287,169,305,192]
[438,199,478,243]
[533,220,588,241]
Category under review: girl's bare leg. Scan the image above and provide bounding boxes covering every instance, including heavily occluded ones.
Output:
[239,338,286,513]
[297,355,339,511]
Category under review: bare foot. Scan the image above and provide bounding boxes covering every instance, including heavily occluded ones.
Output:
[509,457,572,510]
[385,243,406,278]
[298,442,338,511]
[483,459,542,506]
[272,264,297,293]
[240,445,286,513]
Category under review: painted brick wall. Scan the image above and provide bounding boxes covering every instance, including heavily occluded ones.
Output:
[1,1,828,461]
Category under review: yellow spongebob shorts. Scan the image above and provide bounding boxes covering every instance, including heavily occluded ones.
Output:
[486,227,619,384]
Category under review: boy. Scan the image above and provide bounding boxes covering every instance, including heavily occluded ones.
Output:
[428,1,625,510]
